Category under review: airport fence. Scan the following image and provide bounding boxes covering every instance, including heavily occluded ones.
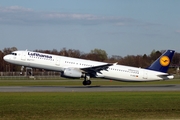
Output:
[1,71,180,80]
[0,71,63,80]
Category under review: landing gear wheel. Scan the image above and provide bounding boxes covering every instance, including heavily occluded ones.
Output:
[82,74,92,86]
[83,80,87,85]
[86,80,91,85]
[82,80,91,85]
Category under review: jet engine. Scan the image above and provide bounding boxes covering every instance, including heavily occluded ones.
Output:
[61,68,82,78]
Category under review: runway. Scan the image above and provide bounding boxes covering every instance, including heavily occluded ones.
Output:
[0,84,180,92]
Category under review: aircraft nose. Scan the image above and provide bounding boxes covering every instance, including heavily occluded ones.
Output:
[3,55,10,61]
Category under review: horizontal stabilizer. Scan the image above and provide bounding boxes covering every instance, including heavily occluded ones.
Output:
[157,74,174,80]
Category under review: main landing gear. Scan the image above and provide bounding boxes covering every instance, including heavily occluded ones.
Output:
[82,74,91,85]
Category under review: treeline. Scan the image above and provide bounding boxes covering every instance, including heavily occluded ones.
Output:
[1,47,180,73]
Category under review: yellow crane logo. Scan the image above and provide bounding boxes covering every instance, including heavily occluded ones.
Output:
[160,56,170,66]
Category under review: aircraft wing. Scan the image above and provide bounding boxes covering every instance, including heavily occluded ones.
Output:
[81,63,117,76]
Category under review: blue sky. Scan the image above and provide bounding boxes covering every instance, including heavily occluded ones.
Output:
[0,0,180,56]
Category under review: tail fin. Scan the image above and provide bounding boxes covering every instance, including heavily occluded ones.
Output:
[147,50,175,73]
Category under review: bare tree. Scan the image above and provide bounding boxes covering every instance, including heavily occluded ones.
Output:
[3,47,17,55]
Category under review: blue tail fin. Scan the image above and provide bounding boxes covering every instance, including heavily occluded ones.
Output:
[147,50,175,73]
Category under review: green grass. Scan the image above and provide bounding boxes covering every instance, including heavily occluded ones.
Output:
[0,78,180,120]
[0,92,180,120]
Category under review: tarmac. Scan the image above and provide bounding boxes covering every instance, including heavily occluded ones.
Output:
[0,84,180,92]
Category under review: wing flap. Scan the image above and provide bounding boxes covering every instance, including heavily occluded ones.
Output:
[81,62,116,77]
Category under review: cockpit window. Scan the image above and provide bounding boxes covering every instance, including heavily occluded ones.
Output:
[11,53,17,56]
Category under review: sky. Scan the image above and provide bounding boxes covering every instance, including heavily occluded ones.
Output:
[0,0,180,56]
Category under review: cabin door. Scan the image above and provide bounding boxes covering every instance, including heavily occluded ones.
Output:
[143,71,148,79]
[21,52,26,61]
[55,57,60,66]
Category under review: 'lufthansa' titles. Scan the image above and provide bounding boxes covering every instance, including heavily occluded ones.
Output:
[28,52,52,59]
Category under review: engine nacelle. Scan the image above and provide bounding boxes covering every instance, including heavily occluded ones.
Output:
[61,68,82,78]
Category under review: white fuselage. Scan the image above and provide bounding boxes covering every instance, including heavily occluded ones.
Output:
[4,50,173,81]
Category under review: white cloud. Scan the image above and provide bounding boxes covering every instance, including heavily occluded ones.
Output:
[0,6,32,13]
[176,30,180,34]
[0,6,140,26]
[43,13,97,20]
[116,22,125,26]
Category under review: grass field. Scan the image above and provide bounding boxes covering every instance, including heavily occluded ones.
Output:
[0,92,180,120]
[0,78,180,120]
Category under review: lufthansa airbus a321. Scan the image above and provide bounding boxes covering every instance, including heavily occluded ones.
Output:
[3,50,175,85]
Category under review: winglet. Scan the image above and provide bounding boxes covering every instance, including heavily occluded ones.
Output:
[147,50,175,73]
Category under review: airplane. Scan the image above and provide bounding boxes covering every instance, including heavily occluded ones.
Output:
[3,49,175,85]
